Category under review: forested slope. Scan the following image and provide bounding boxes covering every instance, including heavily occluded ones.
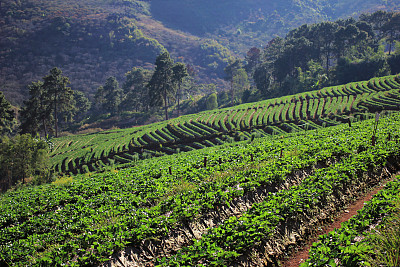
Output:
[150,0,399,51]
[1,0,399,105]
[0,0,163,104]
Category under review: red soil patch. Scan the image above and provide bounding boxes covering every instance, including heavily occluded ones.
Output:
[281,180,390,267]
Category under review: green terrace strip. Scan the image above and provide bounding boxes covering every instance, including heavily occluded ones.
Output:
[0,114,400,265]
[49,75,400,175]
[301,177,400,267]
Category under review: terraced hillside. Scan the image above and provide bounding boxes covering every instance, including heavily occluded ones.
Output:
[2,112,400,266]
[50,74,400,175]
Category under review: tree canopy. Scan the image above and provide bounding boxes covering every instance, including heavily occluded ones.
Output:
[172,62,189,117]
[43,67,74,137]
[147,51,175,120]
[0,134,49,191]
[20,68,75,137]
[95,76,123,115]
[250,10,400,99]
[122,67,152,112]
[0,91,15,136]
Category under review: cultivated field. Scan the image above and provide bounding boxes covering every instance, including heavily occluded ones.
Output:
[1,111,400,265]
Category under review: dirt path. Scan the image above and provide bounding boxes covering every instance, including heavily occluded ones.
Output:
[281,179,391,267]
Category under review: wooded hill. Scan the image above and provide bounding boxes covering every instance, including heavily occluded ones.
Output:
[1,0,399,105]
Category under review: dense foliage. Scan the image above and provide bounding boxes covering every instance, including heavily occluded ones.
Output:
[20,68,83,137]
[303,178,400,266]
[0,134,50,191]
[1,112,400,265]
[250,11,400,100]
[0,91,15,136]
[2,2,400,265]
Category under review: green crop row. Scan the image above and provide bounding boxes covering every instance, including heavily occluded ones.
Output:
[0,114,398,265]
[302,177,400,267]
[159,118,400,266]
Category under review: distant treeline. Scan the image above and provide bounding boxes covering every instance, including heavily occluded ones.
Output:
[243,11,400,101]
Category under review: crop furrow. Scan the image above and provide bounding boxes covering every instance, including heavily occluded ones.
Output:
[103,165,320,266]
[157,140,400,266]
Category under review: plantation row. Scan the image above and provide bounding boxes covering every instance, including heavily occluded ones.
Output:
[1,113,400,265]
[50,75,400,175]
[158,121,400,266]
[302,176,400,266]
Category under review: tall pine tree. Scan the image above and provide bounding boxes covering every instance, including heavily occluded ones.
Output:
[147,51,175,120]
[0,90,14,136]
[122,68,151,112]
[20,68,75,137]
[172,62,188,117]
[43,67,74,137]
[20,81,52,136]
[95,76,123,115]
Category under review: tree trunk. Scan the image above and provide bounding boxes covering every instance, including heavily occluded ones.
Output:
[230,79,234,106]
[8,163,12,189]
[325,48,330,72]
[40,98,47,136]
[177,84,181,117]
[42,118,47,137]
[54,91,58,137]
[164,87,168,121]
[325,47,330,80]
[21,154,26,184]
[388,31,393,55]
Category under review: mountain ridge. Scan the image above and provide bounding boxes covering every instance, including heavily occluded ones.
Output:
[1,0,399,105]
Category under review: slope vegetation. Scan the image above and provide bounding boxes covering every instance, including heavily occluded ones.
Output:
[50,74,400,175]
[0,0,163,103]
[1,109,400,266]
[1,0,399,104]
[150,0,400,51]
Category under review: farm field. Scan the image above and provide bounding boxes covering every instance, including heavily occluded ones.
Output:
[1,111,400,266]
[303,176,400,267]
[50,74,400,175]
